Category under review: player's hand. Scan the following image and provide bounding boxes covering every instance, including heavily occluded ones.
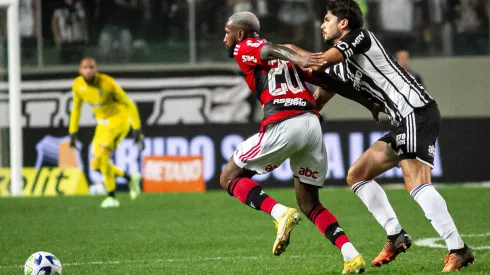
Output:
[69,133,78,150]
[295,52,325,70]
[304,52,326,69]
[371,103,385,124]
[132,129,145,151]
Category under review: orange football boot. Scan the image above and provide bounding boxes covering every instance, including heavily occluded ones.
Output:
[372,230,412,267]
[442,245,475,272]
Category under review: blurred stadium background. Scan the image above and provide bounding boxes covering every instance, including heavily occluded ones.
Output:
[0,0,489,274]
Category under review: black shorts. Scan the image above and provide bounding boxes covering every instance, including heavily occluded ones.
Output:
[379,102,440,167]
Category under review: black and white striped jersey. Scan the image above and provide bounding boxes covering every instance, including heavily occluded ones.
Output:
[326,29,435,124]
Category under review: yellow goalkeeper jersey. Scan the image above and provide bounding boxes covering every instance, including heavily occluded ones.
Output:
[69,73,141,134]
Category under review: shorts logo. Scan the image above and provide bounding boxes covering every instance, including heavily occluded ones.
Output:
[298,167,318,179]
[396,133,406,146]
[428,145,435,157]
[265,164,278,172]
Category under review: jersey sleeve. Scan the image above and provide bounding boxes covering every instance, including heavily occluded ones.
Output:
[234,39,267,69]
[68,80,82,134]
[334,29,371,59]
[110,77,142,130]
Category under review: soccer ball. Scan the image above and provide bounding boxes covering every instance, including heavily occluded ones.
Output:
[24,251,62,275]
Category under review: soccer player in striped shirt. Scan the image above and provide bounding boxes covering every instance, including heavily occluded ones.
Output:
[276,0,475,272]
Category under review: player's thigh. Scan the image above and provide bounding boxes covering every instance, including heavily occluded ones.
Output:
[112,120,131,149]
[289,135,327,188]
[233,123,297,175]
[221,131,269,189]
[393,103,440,190]
[293,177,320,216]
[347,139,400,186]
[92,119,130,154]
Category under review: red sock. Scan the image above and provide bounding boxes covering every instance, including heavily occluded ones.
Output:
[228,177,277,215]
[308,204,350,250]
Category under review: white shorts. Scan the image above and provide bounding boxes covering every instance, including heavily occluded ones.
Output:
[233,113,327,186]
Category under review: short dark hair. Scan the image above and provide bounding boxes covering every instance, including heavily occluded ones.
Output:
[326,0,363,30]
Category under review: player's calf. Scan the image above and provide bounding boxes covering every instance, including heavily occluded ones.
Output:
[307,204,361,262]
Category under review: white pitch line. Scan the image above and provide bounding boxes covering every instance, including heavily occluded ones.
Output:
[414,232,490,250]
[0,254,321,270]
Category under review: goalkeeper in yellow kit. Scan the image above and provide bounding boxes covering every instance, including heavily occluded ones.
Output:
[69,57,144,208]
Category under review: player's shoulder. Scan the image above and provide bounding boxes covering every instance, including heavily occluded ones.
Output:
[336,28,372,57]
[72,76,85,88]
[345,28,371,42]
[236,37,268,53]
[98,73,115,83]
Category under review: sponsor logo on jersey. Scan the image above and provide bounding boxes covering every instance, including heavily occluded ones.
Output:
[298,167,318,179]
[272,98,307,107]
[353,70,363,91]
[351,31,365,47]
[246,39,266,48]
[242,55,258,64]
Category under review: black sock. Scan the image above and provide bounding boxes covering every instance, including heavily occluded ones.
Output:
[108,191,116,198]
[449,244,467,254]
[388,229,406,243]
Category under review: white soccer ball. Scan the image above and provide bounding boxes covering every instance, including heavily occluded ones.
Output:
[24,251,62,275]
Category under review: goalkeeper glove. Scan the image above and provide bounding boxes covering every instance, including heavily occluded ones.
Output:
[132,129,145,151]
[69,133,78,149]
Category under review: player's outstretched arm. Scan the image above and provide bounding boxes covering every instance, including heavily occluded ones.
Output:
[312,48,345,71]
[306,71,383,122]
[280,44,313,56]
[259,43,324,68]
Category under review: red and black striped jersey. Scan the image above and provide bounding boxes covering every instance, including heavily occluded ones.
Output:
[233,37,318,131]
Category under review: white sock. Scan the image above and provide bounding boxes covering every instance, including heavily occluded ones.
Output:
[411,184,465,251]
[352,180,402,235]
[341,242,360,261]
[270,203,288,221]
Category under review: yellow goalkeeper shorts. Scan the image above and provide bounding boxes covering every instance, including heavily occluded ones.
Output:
[91,116,131,155]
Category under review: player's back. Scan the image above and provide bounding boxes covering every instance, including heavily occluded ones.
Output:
[72,73,129,121]
[234,37,318,131]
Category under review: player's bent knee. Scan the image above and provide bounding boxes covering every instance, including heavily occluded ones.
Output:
[219,169,232,190]
[346,165,365,186]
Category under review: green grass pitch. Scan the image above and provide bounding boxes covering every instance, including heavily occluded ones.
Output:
[0,185,489,274]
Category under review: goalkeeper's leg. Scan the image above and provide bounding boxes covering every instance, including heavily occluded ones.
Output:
[91,146,120,208]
